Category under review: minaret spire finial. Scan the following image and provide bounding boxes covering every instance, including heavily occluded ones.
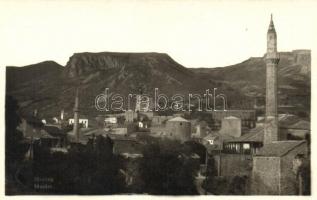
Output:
[268,14,276,33]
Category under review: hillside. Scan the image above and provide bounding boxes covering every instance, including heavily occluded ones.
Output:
[6,50,310,119]
[6,61,65,117]
[192,50,311,116]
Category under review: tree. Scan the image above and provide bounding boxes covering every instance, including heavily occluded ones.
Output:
[183,141,206,164]
[293,154,311,195]
[139,139,198,195]
[5,96,30,194]
[228,176,247,195]
[5,96,26,163]
[32,134,126,194]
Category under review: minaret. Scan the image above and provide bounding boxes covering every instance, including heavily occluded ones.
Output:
[264,14,280,144]
[73,88,80,142]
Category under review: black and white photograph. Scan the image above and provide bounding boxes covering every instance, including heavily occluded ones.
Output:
[1,0,315,197]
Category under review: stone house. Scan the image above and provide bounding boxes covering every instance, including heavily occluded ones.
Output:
[165,117,191,142]
[209,110,256,128]
[251,140,307,195]
[212,126,263,177]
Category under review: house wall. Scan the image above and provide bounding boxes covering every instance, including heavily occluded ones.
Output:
[210,110,256,128]
[251,157,280,195]
[280,128,310,139]
[69,118,89,128]
[111,128,128,135]
[251,142,308,195]
[220,117,241,138]
[125,110,137,122]
[280,143,307,195]
[151,115,173,126]
[139,111,154,120]
[214,153,253,177]
[166,121,191,142]
[150,126,167,136]
[105,117,117,124]
[194,124,208,138]
[205,137,223,151]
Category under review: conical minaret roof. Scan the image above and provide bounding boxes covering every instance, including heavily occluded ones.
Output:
[268,14,276,34]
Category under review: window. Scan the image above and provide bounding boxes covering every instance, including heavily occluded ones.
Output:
[208,139,214,145]
[243,143,250,149]
[243,143,251,154]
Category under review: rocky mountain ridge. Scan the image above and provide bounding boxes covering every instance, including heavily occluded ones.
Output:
[6,50,311,119]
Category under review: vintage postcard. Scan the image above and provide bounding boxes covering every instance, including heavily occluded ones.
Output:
[1,0,315,198]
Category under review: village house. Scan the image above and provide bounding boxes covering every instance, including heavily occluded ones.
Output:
[251,141,307,195]
[191,120,210,139]
[256,114,310,140]
[278,114,310,140]
[216,126,264,177]
[68,118,89,128]
[208,110,256,129]
[165,117,191,142]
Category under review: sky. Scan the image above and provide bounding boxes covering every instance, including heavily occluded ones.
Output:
[0,0,316,68]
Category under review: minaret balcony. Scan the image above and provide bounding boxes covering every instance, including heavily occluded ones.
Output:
[265,52,279,60]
